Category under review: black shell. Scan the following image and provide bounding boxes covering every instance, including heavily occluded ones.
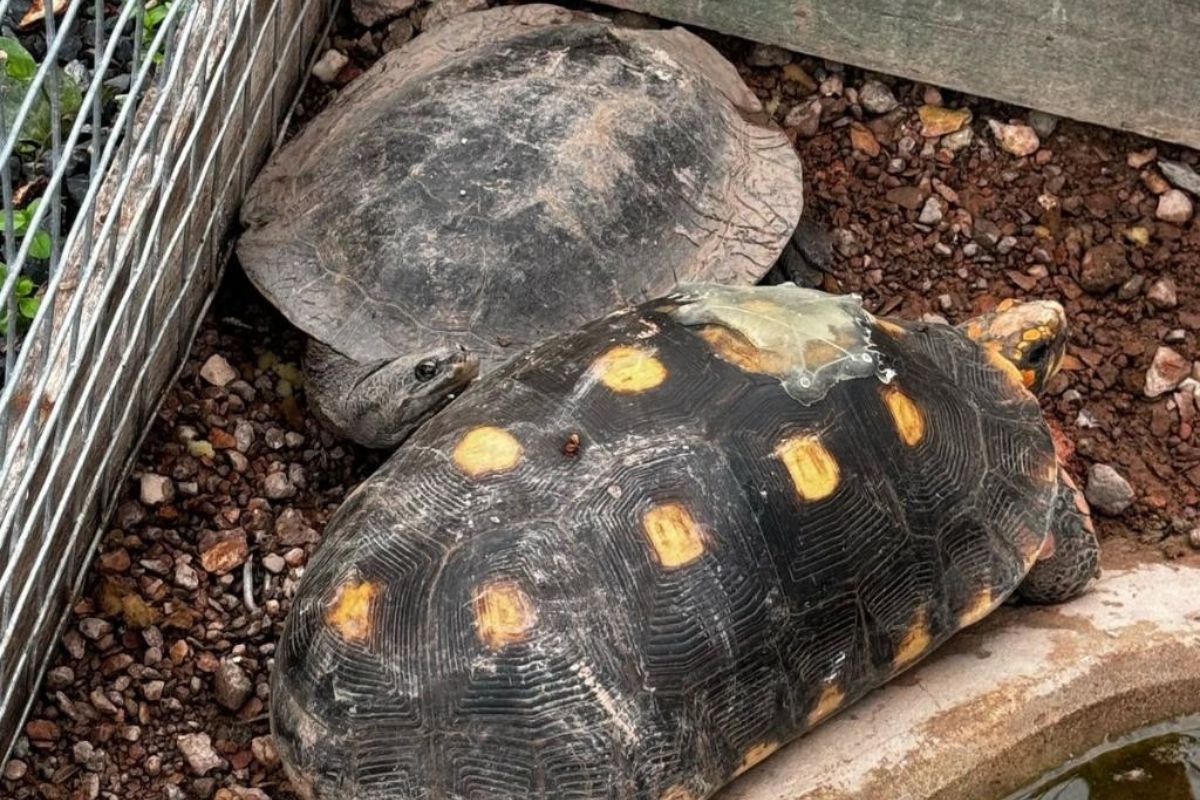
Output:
[272,289,1057,799]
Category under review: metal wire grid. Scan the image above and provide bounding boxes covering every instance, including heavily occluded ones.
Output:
[0,0,333,762]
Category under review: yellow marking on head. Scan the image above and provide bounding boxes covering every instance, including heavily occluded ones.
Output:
[1022,328,1044,342]
[453,426,523,477]
[592,345,667,393]
[984,343,1028,392]
[697,325,787,376]
[326,579,379,643]
[893,607,932,669]
[660,785,696,800]
[958,587,995,628]
[735,741,780,776]
[1021,369,1037,387]
[882,386,925,446]
[775,434,840,501]
[807,682,846,726]
[876,318,906,336]
[966,321,984,340]
[642,503,706,568]
[472,580,537,650]
[996,298,1016,312]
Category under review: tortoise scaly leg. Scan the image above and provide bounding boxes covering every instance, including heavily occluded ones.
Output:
[1016,466,1101,604]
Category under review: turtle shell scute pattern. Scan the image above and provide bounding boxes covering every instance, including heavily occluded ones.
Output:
[273,290,1058,799]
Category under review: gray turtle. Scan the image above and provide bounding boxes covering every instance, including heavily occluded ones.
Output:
[237,3,806,449]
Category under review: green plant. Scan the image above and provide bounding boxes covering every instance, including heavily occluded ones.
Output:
[0,36,83,149]
[143,1,173,64]
[0,263,40,334]
[8,199,52,260]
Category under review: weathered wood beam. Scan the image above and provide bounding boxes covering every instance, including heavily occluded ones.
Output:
[597,0,1200,150]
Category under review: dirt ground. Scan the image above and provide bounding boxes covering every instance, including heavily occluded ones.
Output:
[3,1,1198,797]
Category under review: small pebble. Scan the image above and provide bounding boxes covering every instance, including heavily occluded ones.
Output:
[1158,159,1200,196]
[1085,464,1135,516]
[1147,277,1178,309]
[1145,346,1191,397]
[858,79,898,114]
[312,49,348,84]
[214,660,253,711]
[988,120,1039,156]
[178,732,225,776]
[199,354,238,387]
[1156,189,1194,224]
[918,197,943,225]
[139,473,174,506]
[262,553,287,574]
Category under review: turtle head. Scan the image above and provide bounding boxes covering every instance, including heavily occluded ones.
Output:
[961,298,1068,394]
[305,342,480,449]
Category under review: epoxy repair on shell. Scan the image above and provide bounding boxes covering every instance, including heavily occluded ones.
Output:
[669,282,895,402]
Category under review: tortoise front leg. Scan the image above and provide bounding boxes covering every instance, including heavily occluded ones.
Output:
[1016,466,1101,604]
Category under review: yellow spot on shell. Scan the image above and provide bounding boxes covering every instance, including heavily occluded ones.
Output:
[740,298,782,315]
[593,345,667,393]
[882,386,925,446]
[958,587,995,627]
[735,741,780,776]
[642,503,706,568]
[698,325,787,376]
[875,318,906,336]
[453,426,522,477]
[472,580,537,650]
[776,434,840,501]
[807,682,845,726]
[893,607,932,669]
[985,343,1028,393]
[326,579,379,643]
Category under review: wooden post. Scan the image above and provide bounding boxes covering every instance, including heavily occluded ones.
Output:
[597,0,1200,150]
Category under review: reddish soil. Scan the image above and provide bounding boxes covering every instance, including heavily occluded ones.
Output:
[3,2,1198,798]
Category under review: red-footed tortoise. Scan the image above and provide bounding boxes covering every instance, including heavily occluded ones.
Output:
[236,4,806,449]
[272,283,1099,799]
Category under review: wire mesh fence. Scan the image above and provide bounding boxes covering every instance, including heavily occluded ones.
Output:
[0,0,334,762]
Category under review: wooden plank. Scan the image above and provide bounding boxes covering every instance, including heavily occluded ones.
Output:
[597,0,1200,150]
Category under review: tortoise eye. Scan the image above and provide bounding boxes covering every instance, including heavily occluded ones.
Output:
[1026,340,1050,365]
[414,360,440,382]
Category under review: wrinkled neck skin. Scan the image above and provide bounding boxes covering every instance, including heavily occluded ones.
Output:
[303,339,479,449]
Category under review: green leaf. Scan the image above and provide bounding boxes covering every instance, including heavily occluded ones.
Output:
[28,230,51,259]
[15,276,33,296]
[0,37,37,81]
[18,295,39,320]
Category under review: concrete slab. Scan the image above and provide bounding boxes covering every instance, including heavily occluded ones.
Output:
[720,562,1200,800]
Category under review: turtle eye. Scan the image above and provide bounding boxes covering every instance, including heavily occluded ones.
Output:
[413,360,440,382]
[1026,340,1050,365]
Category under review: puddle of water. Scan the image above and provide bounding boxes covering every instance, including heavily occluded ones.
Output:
[1006,715,1200,800]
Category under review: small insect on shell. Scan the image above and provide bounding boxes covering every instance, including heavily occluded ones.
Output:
[563,432,582,457]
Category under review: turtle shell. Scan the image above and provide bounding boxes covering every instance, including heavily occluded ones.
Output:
[272,285,1058,799]
[237,4,805,368]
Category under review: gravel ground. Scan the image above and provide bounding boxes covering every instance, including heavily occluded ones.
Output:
[4,0,1200,796]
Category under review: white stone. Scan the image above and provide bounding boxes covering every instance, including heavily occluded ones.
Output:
[198,354,237,387]
[1156,189,1194,224]
[177,733,224,776]
[139,473,174,506]
[311,49,348,84]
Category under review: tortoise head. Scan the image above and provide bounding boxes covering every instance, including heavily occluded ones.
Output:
[960,298,1068,394]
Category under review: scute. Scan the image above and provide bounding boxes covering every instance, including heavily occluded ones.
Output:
[237,5,805,366]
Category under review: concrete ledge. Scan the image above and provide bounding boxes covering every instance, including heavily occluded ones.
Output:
[720,562,1200,800]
